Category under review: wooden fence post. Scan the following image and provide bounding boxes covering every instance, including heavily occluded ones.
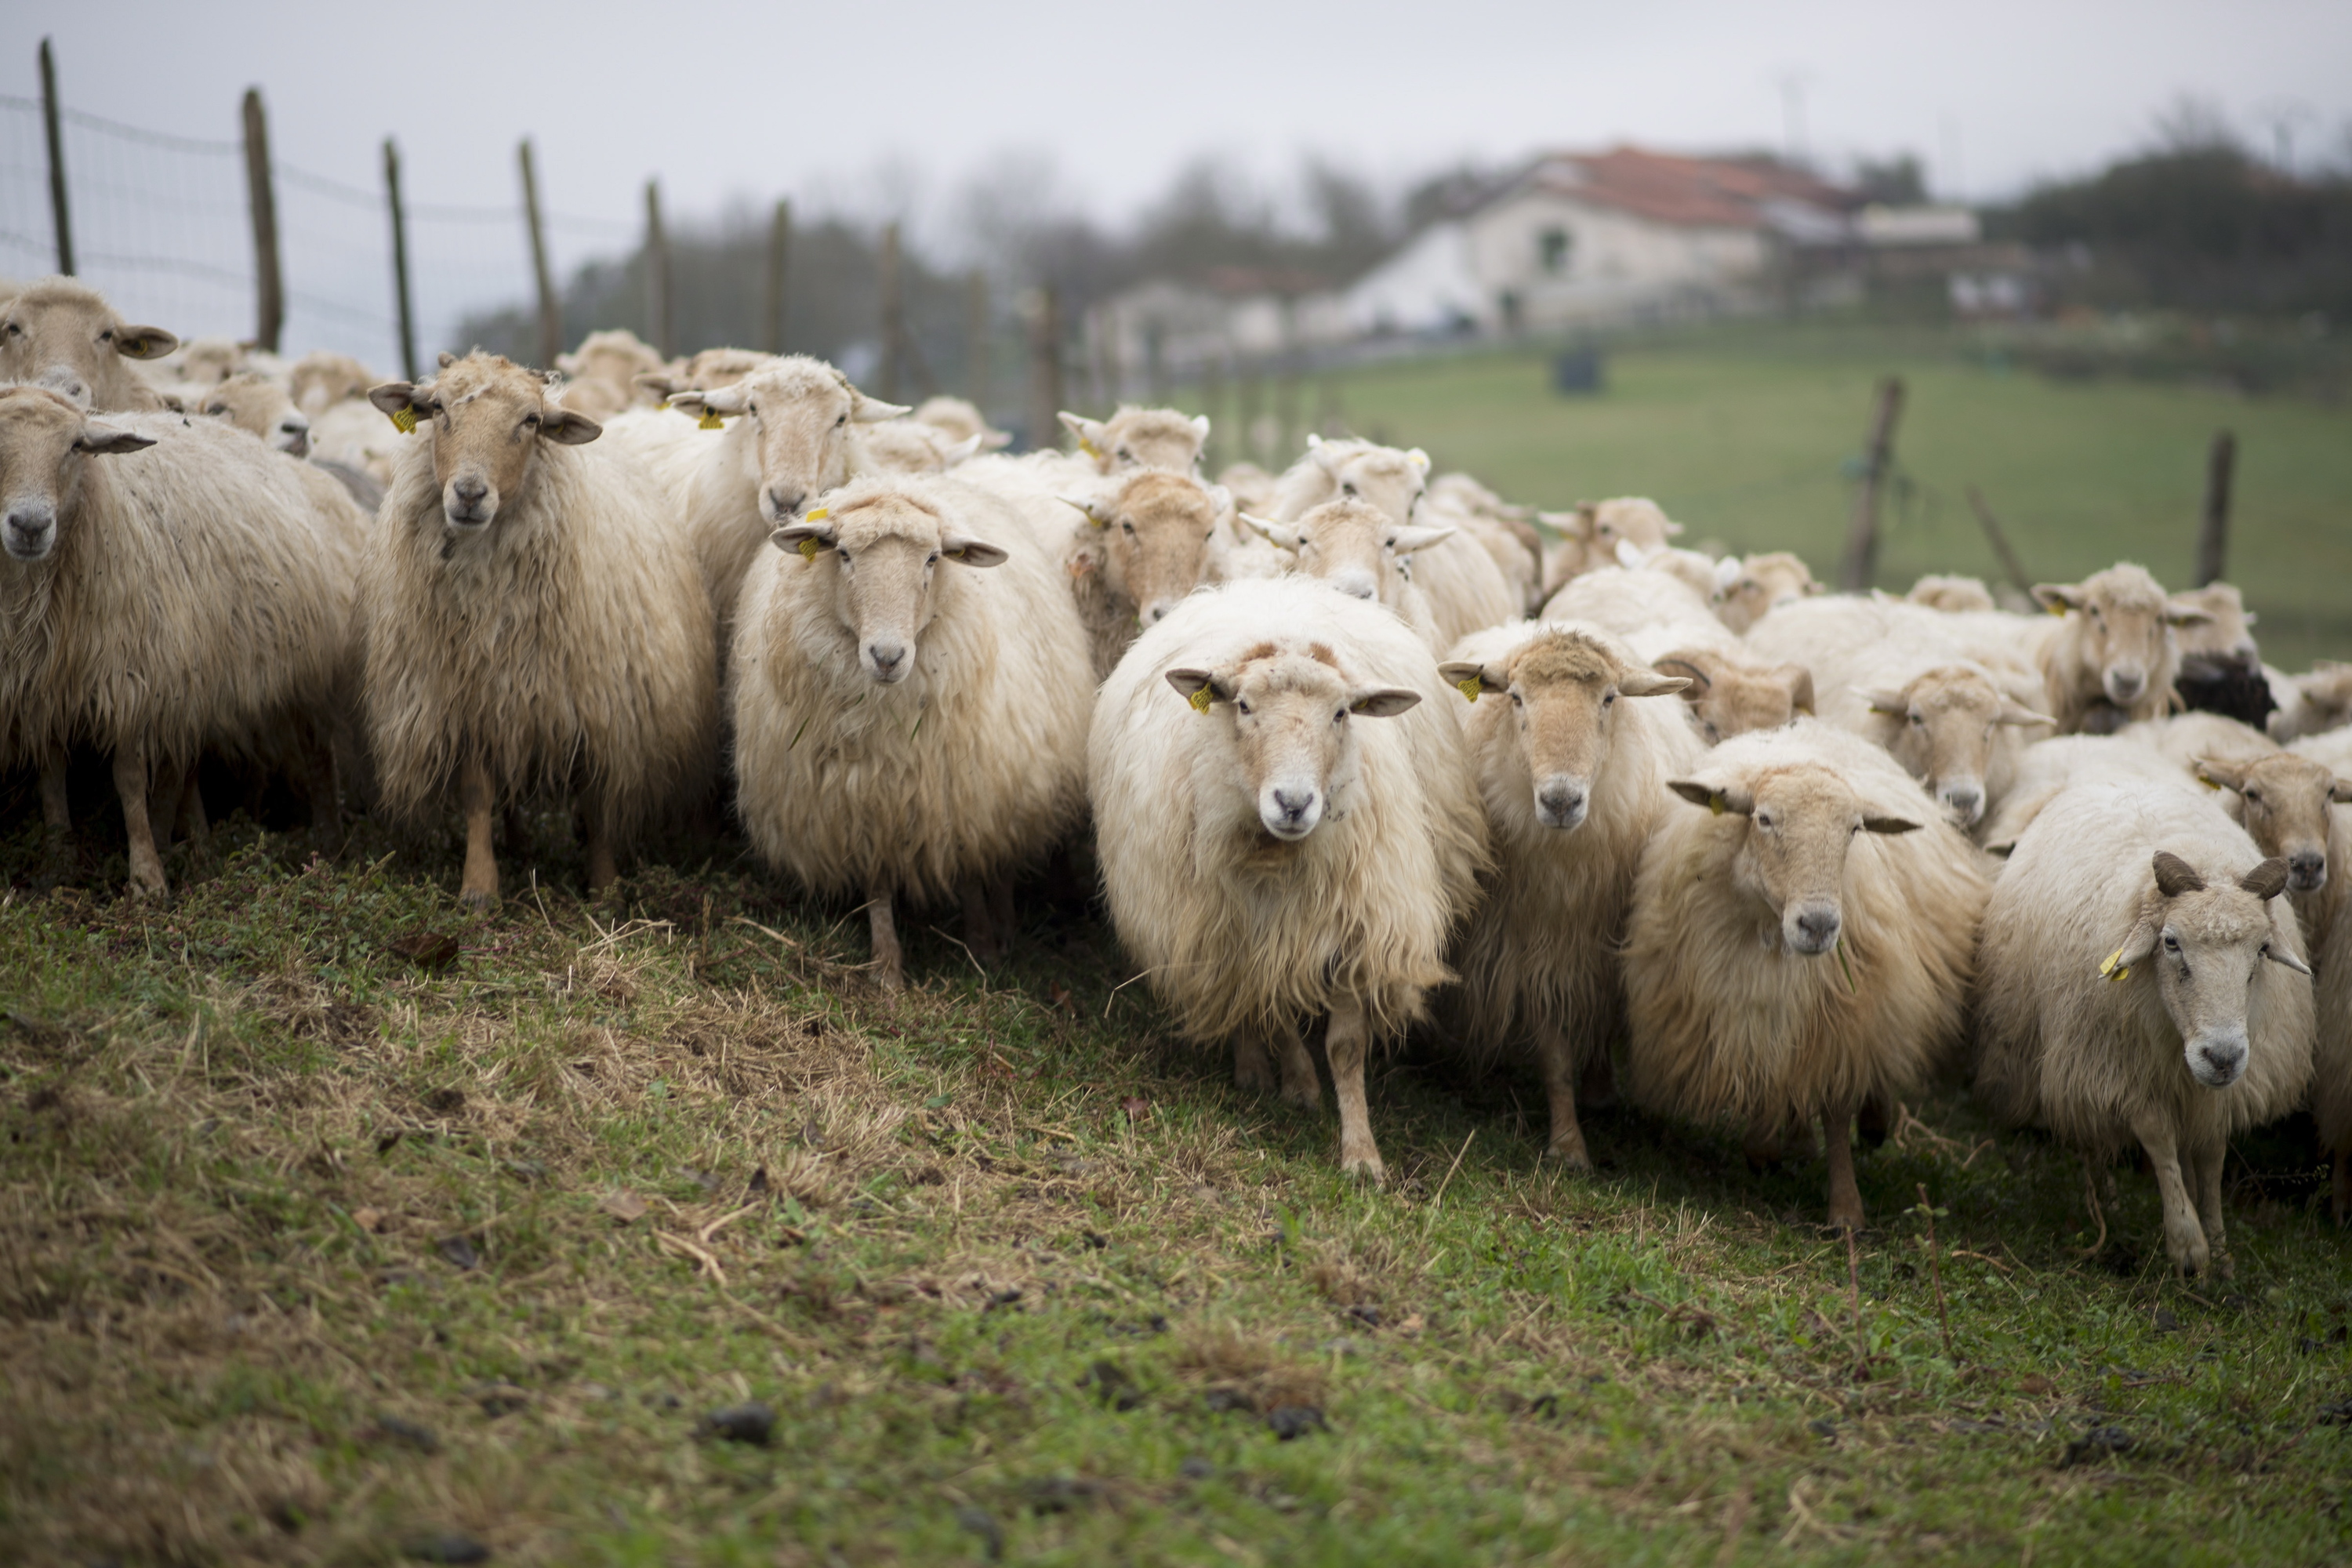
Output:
[1025,285,1062,453]
[1838,375,1905,592]
[876,220,905,401]
[763,198,790,355]
[964,269,989,408]
[643,179,672,358]
[517,139,561,368]
[2196,430,2237,588]
[38,38,72,275]
[241,89,284,353]
[383,138,417,382]
[1964,485,2034,597]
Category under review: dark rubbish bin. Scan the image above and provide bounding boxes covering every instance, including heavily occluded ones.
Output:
[1552,348,1604,395]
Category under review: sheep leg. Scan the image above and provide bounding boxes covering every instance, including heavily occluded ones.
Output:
[1232,1030,1277,1095]
[583,791,618,897]
[459,754,499,909]
[179,768,209,851]
[1325,999,1384,1182]
[147,757,184,850]
[112,740,168,898]
[2129,1108,2209,1276]
[38,752,69,834]
[1271,1016,1320,1112]
[989,875,1017,949]
[2189,1135,2232,1279]
[2334,1150,2351,1229]
[1534,1019,1592,1171]
[960,880,1000,963]
[1577,1045,1619,1111]
[299,719,339,835]
[1857,1093,1891,1149]
[501,800,529,853]
[867,887,905,992]
[1822,1100,1864,1232]
[1743,1110,1785,1172]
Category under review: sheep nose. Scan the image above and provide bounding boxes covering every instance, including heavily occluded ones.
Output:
[452,477,488,506]
[766,486,804,517]
[1535,779,1587,830]
[1940,784,1983,823]
[2289,851,2326,890]
[1271,787,1318,826]
[865,640,908,679]
[1142,600,1174,625]
[2107,666,2146,701]
[2194,1037,2247,1086]
[1790,902,1842,955]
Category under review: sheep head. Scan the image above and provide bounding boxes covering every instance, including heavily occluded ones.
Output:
[1857,664,2049,826]
[2034,563,2203,710]
[1668,761,1919,957]
[1441,629,1686,832]
[2106,851,2307,1089]
[1305,436,1429,527]
[1651,648,1813,744]
[1715,550,1822,634]
[1164,642,1418,843]
[0,278,177,411]
[370,353,601,532]
[2194,752,2350,895]
[289,351,377,416]
[1253,496,1451,607]
[771,480,1006,686]
[1061,406,1210,475]
[0,384,154,563]
[670,357,906,523]
[201,372,310,457]
[1067,470,1228,629]
[1906,574,1997,614]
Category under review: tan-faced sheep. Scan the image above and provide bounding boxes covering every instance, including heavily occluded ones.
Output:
[0,278,179,412]
[1217,461,1279,515]
[1060,406,1209,475]
[913,396,1012,451]
[1436,622,1697,1167]
[1274,437,1518,648]
[1537,497,1682,603]
[1089,575,1489,1178]
[2268,662,2352,742]
[857,420,989,475]
[1059,469,1232,675]
[1976,734,2190,852]
[1542,567,1814,745]
[289,352,376,419]
[0,386,348,894]
[1975,781,2312,1275]
[634,347,776,403]
[2031,564,2205,734]
[1425,472,1544,614]
[1906,574,1998,614]
[1238,498,1455,650]
[361,353,717,905]
[732,471,1093,989]
[1712,551,1824,635]
[554,329,668,421]
[195,372,312,456]
[1622,720,1987,1228]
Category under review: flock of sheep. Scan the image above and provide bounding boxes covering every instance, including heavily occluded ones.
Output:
[7,275,2352,1279]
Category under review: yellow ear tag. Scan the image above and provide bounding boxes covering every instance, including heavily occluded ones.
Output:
[2100,946,2129,982]
[1080,438,1100,459]
[1189,683,1214,714]
[1456,677,1483,703]
[2046,601,2067,617]
[797,537,822,561]
[1709,796,1725,816]
[389,406,418,434]
[698,408,724,430]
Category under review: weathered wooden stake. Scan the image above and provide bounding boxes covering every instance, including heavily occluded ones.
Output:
[1964,485,2034,596]
[1025,285,1062,454]
[1838,375,1906,592]
[762,198,790,355]
[643,179,673,358]
[241,89,284,353]
[383,138,418,382]
[517,140,561,368]
[964,270,989,407]
[2196,430,2237,588]
[876,220,904,402]
[38,38,72,274]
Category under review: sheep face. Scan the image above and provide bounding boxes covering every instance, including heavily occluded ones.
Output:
[2194,753,2350,894]
[1651,648,1813,745]
[2113,853,2303,1088]
[1245,498,1451,607]
[0,280,177,408]
[1858,666,2049,826]
[1308,437,1428,526]
[2170,583,2258,666]
[771,490,1008,685]
[1577,497,1679,558]
[1715,551,1822,634]
[1163,648,1420,843]
[1441,631,1687,831]
[369,355,601,532]
[0,386,154,562]
[1668,763,1920,956]
[289,352,376,416]
[637,347,777,404]
[1061,407,1209,475]
[1073,471,1228,627]
[1906,574,1998,614]
[915,396,1010,449]
[201,373,310,457]
[673,359,906,523]
[555,330,666,402]
[2035,564,2206,709]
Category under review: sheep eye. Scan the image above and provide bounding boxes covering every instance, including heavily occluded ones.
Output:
[1341,482,1357,496]
[2163,934,2180,952]
[1122,521,1134,534]
[1910,713,1926,727]
[836,547,850,561]
[835,413,847,427]
[1334,708,1348,723]
[1602,691,1616,706]
[2243,789,2261,804]
[524,412,541,426]
[98,329,113,342]
[1236,700,1253,716]
[1117,447,1133,461]
[926,552,940,566]
[1509,691,1524,707]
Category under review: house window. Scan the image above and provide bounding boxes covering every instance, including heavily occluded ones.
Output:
[1537,227,1572,275]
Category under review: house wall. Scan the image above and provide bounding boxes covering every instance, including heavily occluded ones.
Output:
[1464,192,1772,327]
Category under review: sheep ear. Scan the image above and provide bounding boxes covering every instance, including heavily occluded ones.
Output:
[1239,513,1298,550]
[2264,939,2313,975]
[1859,687,1910,717]
[1713,555,1745,590]
[1391,524,1455,556]
[771,521,837,552]
[1060,495,1112,527]
[1784,667,1816,716]
[1536,508,1588,539]
[437,350,458,368]
[1190,414,1211,442]
[1620,667,1690,698]
[1997,699,2055,727]
[943,432,986,463]
[1166,667,1231,706]
[367,380,418,416]
[1613,539,1646,569]
[2194,757,2247,793]
[541,408,601,445]
[1437,660,1506,699]
[2330,778,2352,804]
[1653,657,1711,696]
[1405,447,1430,470]
[2240,857,2289,901]
[113,325,178,361]
[1662,517,1685,536]
[1863,815,1922,835]
[939,533,1008,568]
[633,372,678,399]
[2109,915,2161,975]
[852,391,910,422]
[1059,411,1103,448]
[2153,851,2206,898]
[74,420,155,456]
[2033,583,2085,615]
[2165,604,2216,628]
[1349,686,1421,717]
[1668,779,1751,815]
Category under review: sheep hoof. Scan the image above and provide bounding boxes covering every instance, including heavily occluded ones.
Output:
[459,887,497,912]
[1339,1152,1385,1185]
[875,968,906,994]
[1545,1143,1593,1173]
[1279,1081,1322,1114]
[1826,1204,1864,1232]
[1233,1057,1276,1096]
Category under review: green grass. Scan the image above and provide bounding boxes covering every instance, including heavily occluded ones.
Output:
[5,797,2352,1566]
[1324,324,2352,668]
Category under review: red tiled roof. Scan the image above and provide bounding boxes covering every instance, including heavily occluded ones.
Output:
[1519,146,1856,229]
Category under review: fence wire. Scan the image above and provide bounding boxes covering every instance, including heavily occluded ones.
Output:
[0,93,639,376]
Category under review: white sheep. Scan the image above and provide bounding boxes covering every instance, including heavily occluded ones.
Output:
[634,347,776,404]
[194,372,312,456]
[732,471,1094,989]
[1436,622,1697,1166]
[1060,405,1210,476]
[1622,720,1988,1228]
[1906,573,1998,614]
[913,395,1012,451]
[0,278,179,411]
[1237,498,1455,650]
[554,328,669,421]
[361,353,717,905]
[1974,781,2312,1275]
[1711,550,1824,635]
[1089,575,1490,1178]
[1542,566,1814,744]
[1054,468,1234,675]
[2269,662,2352,742]
[2028,564,2206,734]
[1536,497,1682,604]
[0,385,350,894]
[1424,472,1544,614]
[288,352,376,419]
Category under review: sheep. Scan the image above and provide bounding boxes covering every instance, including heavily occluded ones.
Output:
[1217,461,1279,515]
[913,395,1011,451]
[2031,564,2205,734]
[0,278,179,412]
[642,357,909,650]
[633,347,775,402]
[1273,436,1518,648]
[1542,567,1813,744]
[1059,405,1210,475]
[194,372,311,456]
[1974,781,2312,1275]
[2268,662,2352,742]
[0,385,349,894]
[289,351,376,418]
[1425,472,1544,614]
[1088,575,1490,1178]
[732,471,1093,989]
[361,352,717,905]
[1622,720,1987,1228]
[1907,574,1998,614]
[857,420,988,475]
[1537,496,1682,602]
[1237,498,1454,650]
[1436,622,1697,1166]
[1058,468,1234,675]
[2167,583,2275,730]
[1711,551,1824,635]
[554,328,668,421]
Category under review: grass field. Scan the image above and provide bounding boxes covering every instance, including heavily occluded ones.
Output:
[1325,325,2352,669]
